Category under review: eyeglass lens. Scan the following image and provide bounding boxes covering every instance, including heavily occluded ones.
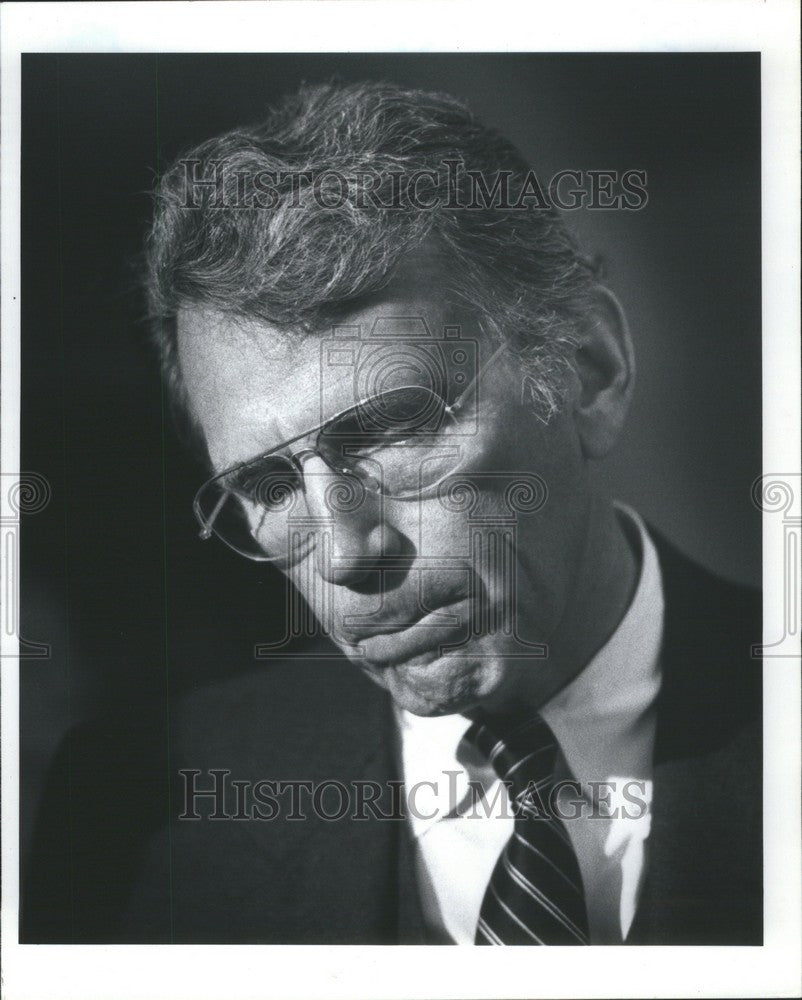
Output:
[196,385,465,560]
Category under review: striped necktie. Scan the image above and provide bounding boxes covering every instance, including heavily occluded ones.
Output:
[466,712,590,945]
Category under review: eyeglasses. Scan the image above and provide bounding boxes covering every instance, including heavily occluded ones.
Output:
[193,342,507,562]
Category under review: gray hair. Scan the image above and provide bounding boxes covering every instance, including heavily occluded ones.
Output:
[145,80,597,441]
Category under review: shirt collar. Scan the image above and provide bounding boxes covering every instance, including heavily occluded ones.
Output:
[395,502,664,837]
[539,502,664,785]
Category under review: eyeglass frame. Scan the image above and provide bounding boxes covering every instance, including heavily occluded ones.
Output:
[192,339,509,560]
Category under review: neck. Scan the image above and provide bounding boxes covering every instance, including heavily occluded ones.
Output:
[553,492,640,694]
[487,492,639,715]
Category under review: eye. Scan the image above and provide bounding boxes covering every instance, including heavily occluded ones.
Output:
[321,387,447,447]
[224,456,301,510]
[345,431,413,458]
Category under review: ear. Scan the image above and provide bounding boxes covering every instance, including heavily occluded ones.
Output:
[571,286,635,459]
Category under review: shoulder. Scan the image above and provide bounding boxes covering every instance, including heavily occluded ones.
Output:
[22,648,394,942]
[169,649,392,777]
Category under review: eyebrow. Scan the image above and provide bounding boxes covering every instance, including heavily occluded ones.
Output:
[214,341,508,479]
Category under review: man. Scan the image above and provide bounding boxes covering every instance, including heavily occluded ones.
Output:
[24,81,762,945]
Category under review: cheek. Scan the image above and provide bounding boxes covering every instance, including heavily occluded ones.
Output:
[415,499,469,554]
[412,480,581,628]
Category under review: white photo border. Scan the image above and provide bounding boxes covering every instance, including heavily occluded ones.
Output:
[1,2,799,999]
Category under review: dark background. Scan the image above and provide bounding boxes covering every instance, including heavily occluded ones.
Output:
[20,53,761,884]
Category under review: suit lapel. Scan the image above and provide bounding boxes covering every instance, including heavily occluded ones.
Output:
[627,530,762,944]
[296,674,429,944]
[258,660,427,943]
[277,703,402,942]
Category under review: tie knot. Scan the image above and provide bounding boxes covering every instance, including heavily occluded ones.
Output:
[465,710,558,802]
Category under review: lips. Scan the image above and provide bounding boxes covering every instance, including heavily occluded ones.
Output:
[338,597,474,667]
[333,588,468,642]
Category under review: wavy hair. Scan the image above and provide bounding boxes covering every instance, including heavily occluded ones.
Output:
[145,80,597,439]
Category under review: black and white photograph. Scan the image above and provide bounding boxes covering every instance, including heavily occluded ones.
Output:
[1,3,800,999]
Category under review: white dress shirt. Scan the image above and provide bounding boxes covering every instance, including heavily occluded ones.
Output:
[394,503,664,944]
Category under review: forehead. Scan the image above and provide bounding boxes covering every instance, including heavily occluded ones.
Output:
[176,285,480,471]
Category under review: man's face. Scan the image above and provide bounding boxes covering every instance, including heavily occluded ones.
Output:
[178,273,593,717]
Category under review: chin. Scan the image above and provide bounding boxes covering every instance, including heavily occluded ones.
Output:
[356,648,509,717]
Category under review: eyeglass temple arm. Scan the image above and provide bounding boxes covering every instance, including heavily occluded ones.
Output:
[198,490,228,539]
[448,341,508,416]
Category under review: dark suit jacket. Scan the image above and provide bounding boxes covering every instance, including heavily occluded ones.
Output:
[21,531,762,944]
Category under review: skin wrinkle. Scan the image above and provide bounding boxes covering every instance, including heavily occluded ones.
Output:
[155,83,637,718]
[179,252,491,468]
[178,250,637,718]
[147,82,595,435]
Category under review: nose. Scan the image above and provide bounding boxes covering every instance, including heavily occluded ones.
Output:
[298,454,404,587]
